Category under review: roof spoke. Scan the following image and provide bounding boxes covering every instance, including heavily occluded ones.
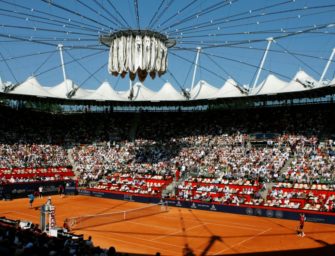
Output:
[0,0,333,95]
[166,3,335,36]
[0,0,103,32]
[39,0,114,32]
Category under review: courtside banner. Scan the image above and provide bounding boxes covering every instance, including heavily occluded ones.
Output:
[78,189,335,225]
[0,181,76,199]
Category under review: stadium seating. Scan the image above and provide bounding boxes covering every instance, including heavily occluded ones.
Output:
[0,104,335,212]
[0,167,74,184]
[0,216,115,255]
[91,172,173,196]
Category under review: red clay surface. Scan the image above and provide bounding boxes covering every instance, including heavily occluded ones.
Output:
[1,195,335,255]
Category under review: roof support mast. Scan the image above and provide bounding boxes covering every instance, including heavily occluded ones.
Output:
[319,48,335,85]
[128,79,134,100]
[191,46,201,92]
[251,37,273,94]
[57,44,69,92]
[129,79,133,90]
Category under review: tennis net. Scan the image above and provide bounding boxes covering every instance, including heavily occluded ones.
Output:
[64,203,168,230]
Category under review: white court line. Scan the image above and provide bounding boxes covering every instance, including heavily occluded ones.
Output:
[90,232,179,255]
[149,223,205,241]
[213,228,272,255]
[169,220,262,252]
[204,221,264,231]
[88,226,203,254]
[127,220,178,231]
[160,214,262,229]
[174,221,264,252]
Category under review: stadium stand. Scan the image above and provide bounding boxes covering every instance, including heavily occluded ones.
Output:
[0,216,121,255]
[1,104,335,213]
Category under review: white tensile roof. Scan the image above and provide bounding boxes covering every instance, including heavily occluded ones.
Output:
[47,79,72,98]
[216,79,245,98]
[253,74,288,95]
[1,69,333,102]
[190,80,219,99]
[318,76,335,87]
[278,70,317,93]
[151,82,185,101]
[0,80,4,93]
[8,76,53,97]
[83,81,126,101]
[118,90,131,99]
[47,79,91,99]
[128,82,156,101]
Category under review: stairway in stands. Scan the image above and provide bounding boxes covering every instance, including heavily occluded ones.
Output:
[279,155,294,178]
[162,170,191,198]
[261,155,294,199]
[162,181,177,198]
[67,148,81,179]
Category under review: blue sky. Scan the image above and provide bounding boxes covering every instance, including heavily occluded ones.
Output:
[0,0,335,92]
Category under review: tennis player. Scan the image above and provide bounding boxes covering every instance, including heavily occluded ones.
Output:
[28,193,35,208]
[297,213,306,237]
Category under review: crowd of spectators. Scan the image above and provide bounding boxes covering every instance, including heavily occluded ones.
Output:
[281,137,335,184]
[73,140,175,187]
[265,182,335,212]
[93,171,172,196]
[1,103,335,256]
[1,104,335,212]
[177,180,260,205]
[0,167,74,185]
[0,217,119,256]
[0,144,69,169]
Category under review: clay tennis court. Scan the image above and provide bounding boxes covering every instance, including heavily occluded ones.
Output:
[1,195,335,255]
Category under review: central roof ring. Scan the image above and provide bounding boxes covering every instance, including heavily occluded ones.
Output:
[99,29,176,48]
[99,30,176,82]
